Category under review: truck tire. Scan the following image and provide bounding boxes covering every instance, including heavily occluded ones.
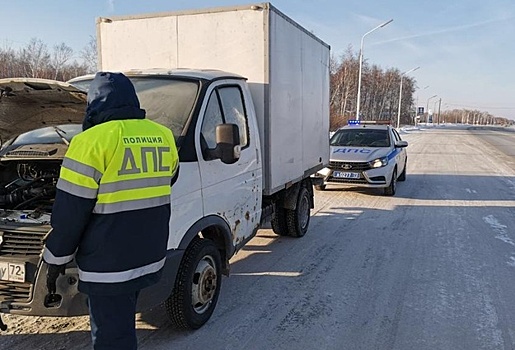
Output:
[285,186,311,237]
[271,206,289,236]
[165,237,222,330]
[384,169,397,196]
[314,184,326,191]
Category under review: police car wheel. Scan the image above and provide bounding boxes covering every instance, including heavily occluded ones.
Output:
[384,169,397,196]
[398,161,407,182]
[165,237,222,330]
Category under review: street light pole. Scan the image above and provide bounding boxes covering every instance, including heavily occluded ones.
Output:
[356,19,393,121]
[433,100,439,124]
[437,98,442,124]
[426,94,437,123]
[396,66,420,129]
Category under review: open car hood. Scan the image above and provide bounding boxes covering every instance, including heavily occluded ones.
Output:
[0,78,87,144]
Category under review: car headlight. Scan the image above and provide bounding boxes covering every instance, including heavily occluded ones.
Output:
[370,157,388,168]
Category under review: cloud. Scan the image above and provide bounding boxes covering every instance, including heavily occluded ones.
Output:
[108,0,115,12]
[373,15,515,46]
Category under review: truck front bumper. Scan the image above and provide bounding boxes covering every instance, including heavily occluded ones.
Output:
[0,223,89,317]
[0,260,89,317]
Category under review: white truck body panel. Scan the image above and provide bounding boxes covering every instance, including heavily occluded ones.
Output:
[167,162,203,249]
[97,3,330,195]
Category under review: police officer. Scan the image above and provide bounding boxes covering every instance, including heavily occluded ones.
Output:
[42,72,179,350]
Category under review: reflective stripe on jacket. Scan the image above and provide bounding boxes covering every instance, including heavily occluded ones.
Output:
[57,119,177,212]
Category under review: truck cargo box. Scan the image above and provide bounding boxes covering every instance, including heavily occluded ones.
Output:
[97,2,330,195]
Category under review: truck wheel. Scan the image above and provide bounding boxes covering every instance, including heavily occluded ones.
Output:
[314,184,326,191]
[165,237,222,330]
[384,169,397,196]
[271,206,289,236]
[285,186,311,237]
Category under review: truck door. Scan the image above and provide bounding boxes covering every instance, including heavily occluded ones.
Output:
[197,81,262,247]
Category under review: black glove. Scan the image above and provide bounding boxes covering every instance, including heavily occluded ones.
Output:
[46,264,66,294]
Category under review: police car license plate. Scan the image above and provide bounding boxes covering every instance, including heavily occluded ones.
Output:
[333,171,360,179]
[0,261,25,282]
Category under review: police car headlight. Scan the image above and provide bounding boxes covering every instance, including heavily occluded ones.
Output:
[370,157,388,168]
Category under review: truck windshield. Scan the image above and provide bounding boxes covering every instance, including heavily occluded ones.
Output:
[71,77,199,145]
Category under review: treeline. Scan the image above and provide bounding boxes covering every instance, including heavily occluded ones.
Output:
[1,39,419,129]
[329,46,417,130]
[0,37,97,81]
[328,46,512,129]
[438,109,513,126]
[1,38,510,127]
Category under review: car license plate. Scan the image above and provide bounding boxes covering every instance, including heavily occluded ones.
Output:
[0,261,26,282]
[333,171,360,179]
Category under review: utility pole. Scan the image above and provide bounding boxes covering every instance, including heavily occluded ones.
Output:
[437,98,442,125]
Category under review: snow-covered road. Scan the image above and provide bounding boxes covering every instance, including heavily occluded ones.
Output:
[3,124,515,350]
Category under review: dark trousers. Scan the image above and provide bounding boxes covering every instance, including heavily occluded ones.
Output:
[88,292,140,350]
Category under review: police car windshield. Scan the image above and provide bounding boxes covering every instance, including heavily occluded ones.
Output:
[330,128,390,147]
[71,77,199,143]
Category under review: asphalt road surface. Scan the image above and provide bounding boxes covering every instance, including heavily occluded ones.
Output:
[2,124,515,350]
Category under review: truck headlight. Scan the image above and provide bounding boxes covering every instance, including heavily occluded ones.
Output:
[370,157,388,168]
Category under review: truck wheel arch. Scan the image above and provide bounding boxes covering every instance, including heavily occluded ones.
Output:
[280,178,315,210]
[178,215,234,274]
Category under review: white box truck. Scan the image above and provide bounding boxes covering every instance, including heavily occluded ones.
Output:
[0,2,329,330]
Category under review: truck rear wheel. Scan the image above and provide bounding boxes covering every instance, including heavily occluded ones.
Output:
[285,186,311,237]
[314,184,326,191]
[271,206,289,236]
[165,237,222,330]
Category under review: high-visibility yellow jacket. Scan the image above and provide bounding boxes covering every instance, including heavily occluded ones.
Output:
[43,118,179,295]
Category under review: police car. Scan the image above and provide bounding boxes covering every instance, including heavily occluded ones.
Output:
[315,120,408,195]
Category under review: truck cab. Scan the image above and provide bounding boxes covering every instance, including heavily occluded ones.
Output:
[0,70,264,328]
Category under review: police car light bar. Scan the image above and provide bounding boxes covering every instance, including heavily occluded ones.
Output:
[347,120,391,125]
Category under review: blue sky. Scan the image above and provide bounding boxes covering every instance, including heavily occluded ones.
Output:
[2,0,515,119]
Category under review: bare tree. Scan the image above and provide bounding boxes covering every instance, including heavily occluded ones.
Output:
[0,45,18,78]
[329,46,359,130]
[51,42,74,80]
[400,76,416,124]
[80,35,97,73]
[377,68,398,121]
[328,46,422,128]
[19,38,51,78]
[439,108,506,125]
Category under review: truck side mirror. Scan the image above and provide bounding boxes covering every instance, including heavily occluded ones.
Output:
[209,123,241,164]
